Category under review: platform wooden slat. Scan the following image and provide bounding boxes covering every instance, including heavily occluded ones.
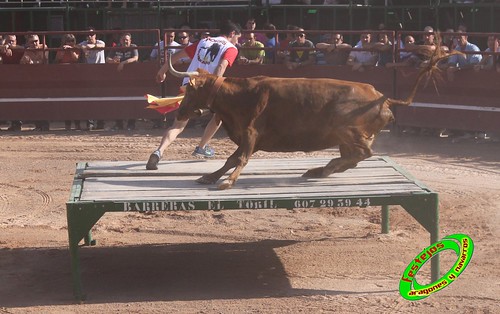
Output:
[78,157,427,202]
[66,156,440,301]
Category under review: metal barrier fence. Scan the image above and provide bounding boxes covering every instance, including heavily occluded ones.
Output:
[1,2,499,36]
[1,28,499,133]
[2,28,499,65]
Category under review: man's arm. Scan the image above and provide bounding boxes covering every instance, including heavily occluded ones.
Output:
[95,40,105,49]
[214,59,229,76]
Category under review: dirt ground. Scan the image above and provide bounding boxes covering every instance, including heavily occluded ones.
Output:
[0,121,498,313]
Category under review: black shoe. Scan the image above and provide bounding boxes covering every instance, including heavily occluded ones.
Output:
[146,152,160,170]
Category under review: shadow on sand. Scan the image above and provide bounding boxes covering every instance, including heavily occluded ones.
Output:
[0,239,394,307]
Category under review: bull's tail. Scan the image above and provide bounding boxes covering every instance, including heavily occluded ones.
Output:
[387,34,463,107]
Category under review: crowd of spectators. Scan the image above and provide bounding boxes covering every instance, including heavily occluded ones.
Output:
[1,19,499,140]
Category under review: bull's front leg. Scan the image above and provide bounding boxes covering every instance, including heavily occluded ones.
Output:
[196,147,243,185]
[218,129,257,190]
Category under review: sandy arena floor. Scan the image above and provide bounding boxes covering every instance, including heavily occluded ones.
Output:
[0,122,498,313]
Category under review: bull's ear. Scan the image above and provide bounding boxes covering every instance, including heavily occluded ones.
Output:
[189,77,196,87]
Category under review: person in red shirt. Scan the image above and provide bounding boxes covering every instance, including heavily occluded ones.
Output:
[146,20,241,170]
[55,33,80,64]
[54,34,82,130]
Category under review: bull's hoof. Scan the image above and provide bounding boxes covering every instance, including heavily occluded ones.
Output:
[302,167,325,178]
[196,175,218,185]
[218,180,233,190]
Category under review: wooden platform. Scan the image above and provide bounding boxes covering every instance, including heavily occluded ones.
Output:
[67,156,439,301]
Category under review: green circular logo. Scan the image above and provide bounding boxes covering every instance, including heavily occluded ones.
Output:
[399,234,474,301]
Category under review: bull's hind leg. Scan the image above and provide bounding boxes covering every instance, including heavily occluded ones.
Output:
[303,133,374,178]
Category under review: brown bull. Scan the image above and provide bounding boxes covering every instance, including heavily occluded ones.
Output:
[169,49,452,190]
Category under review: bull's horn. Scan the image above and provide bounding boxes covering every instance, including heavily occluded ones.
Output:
[168,52,199,78]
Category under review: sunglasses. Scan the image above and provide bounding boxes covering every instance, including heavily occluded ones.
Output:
[296,34,305,38]
[179,36,188,39]
[88,33,96,37]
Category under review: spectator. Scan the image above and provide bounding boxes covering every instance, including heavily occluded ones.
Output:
[239,18,267,46]
[106,32,139,131]
[20,34,48,65]
[78,26,106,64]
[398,35,416,61]
[405,26,439,67]
[78,26,106,130]
[474,35,499,71]
[391,26,449,70]
[150,30,180,63]
[447,30,482,68]
[346,32,378,72]
[442,28,457,52]
[0,34,24,64]
[20,34,50,131]
[177,30,190,47]
[146,20,241,170]
[238,32,265,65]
[284,28,315,70]
[446,30,482,80]
[179,25,197,43]
[373,32,393,66]
[55,33,80,64]
[201,31,211,40]
[386,35,419,68]
[263,23,278,64]
[176,30,192,64]
[55,33,82,131]
[106,32,139,72]
[315,33,352,65]
[0,35,25,131]
[277,24,299,64]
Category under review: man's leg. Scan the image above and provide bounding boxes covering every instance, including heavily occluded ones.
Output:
[146,118,189,170]
[193,115,222,157]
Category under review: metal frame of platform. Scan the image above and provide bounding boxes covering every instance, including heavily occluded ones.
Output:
[67,156,439,301]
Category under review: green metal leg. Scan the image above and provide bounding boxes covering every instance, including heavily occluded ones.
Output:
[381,205,389,234]
[66,204,106,301]
[401,193,440,282]
[69,239,85,302]
[430,200,440,282]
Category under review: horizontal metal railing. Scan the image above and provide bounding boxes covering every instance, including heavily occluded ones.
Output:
[3,29,499,66]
